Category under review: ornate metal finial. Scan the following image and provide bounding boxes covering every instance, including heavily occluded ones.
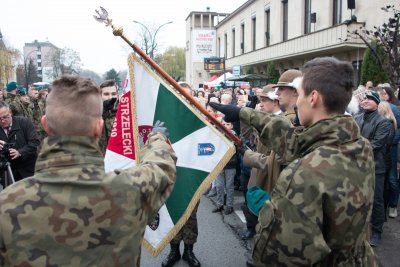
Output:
[93,7,124,37]
[93,6,112,27]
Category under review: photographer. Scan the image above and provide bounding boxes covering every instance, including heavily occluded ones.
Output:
[0,101,40,183]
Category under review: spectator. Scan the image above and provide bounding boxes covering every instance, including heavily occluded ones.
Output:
[0,101,40,184]
[212,119,238,215]
[366,80,374,90]
[354,91,392,247]
[377,85,400,218]
[378,101,397,219]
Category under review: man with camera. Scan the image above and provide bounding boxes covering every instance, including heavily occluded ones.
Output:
[0,101,40,184]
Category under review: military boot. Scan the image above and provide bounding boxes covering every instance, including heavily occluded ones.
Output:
[161,243,181,267]
[182,244,201,267]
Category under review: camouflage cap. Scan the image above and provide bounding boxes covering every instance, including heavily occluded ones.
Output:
[272,69,302,89]
[259,84,276,97]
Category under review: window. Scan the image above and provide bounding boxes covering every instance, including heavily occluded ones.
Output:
[304,0,311,34]
[232,28,236,57]
[241,23,245,54]
[333,0,342,25]
[282,0,288,41]
[252,17,256,51]
[265,8,271,46]
[224,33,228,59]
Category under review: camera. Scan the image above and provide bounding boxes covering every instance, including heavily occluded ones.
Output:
[0,142,15,165]
[246,95,259,108]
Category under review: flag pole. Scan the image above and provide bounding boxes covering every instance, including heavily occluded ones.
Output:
[94,7,241,146]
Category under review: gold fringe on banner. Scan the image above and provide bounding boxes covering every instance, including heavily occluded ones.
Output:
[128,53,236,256]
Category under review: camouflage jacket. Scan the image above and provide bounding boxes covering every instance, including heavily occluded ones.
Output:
[0,133,177,267]
[99,105,118,154]
[239,107,377,266]
[5,94,25,117]
[30,98,47,140]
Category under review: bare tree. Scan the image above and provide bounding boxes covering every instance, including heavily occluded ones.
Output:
[133,21,173,59]
[348,5,399,86]
[46,47,82,79]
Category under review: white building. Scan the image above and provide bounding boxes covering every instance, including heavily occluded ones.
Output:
[185,0,397,88]
[24,40,59,83]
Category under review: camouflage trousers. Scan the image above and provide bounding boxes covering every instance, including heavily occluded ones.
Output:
[171,202,199,245]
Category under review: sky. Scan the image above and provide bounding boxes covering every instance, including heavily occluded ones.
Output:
[1,0,246,75]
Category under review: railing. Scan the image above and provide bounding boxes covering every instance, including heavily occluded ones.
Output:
[226,22,365,66]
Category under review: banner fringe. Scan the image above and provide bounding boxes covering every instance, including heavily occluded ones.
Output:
[129,53,236,256]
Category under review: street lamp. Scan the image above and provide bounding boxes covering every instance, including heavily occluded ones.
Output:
[133,20,173,59]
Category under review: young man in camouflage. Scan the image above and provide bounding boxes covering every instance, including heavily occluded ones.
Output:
[99,79,119,153]
[0,75,177,266]
[28,86,46,140]
[211,57,377,266]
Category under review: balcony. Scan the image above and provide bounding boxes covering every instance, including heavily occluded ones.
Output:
[226,22,366,67]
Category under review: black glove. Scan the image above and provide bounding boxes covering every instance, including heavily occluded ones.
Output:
[103,97,117,111]
[152,120,169,139]
[246,95,259,109]
[208,102,241,122]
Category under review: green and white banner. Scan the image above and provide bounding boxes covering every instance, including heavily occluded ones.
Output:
[105,52,235,256]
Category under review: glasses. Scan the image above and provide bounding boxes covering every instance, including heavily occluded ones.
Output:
[0,114,11,121]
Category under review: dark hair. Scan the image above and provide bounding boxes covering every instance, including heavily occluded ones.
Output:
[197,91,205,98]
[47,75,102,135]
[381,86,400,105]
[99,79,116,89]
[302,57,354,114]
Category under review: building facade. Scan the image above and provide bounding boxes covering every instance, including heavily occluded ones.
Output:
[185,0,397,88]
[24,40,58,83]
[0,31,17,89]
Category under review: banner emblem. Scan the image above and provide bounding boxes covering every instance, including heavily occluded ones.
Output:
[198,143,215,156]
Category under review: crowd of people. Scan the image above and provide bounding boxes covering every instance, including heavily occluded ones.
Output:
[0,55,398,266]
[0,82,47,186]
[181,58,400,266]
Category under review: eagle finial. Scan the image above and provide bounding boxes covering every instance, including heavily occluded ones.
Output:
[93,6,112,27]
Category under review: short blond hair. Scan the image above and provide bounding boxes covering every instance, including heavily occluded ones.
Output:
[46,75,102,135]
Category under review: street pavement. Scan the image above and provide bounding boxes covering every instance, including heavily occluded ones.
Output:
[140,195,249,266]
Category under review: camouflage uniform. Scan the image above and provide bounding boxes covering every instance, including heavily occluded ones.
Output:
[0,133,177,266]
[99,104,118,154]
[171,203,199,245]
[4,94,25,117]
[239,107,378,266]
[20,101,34,121]
[29,96,46,140]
